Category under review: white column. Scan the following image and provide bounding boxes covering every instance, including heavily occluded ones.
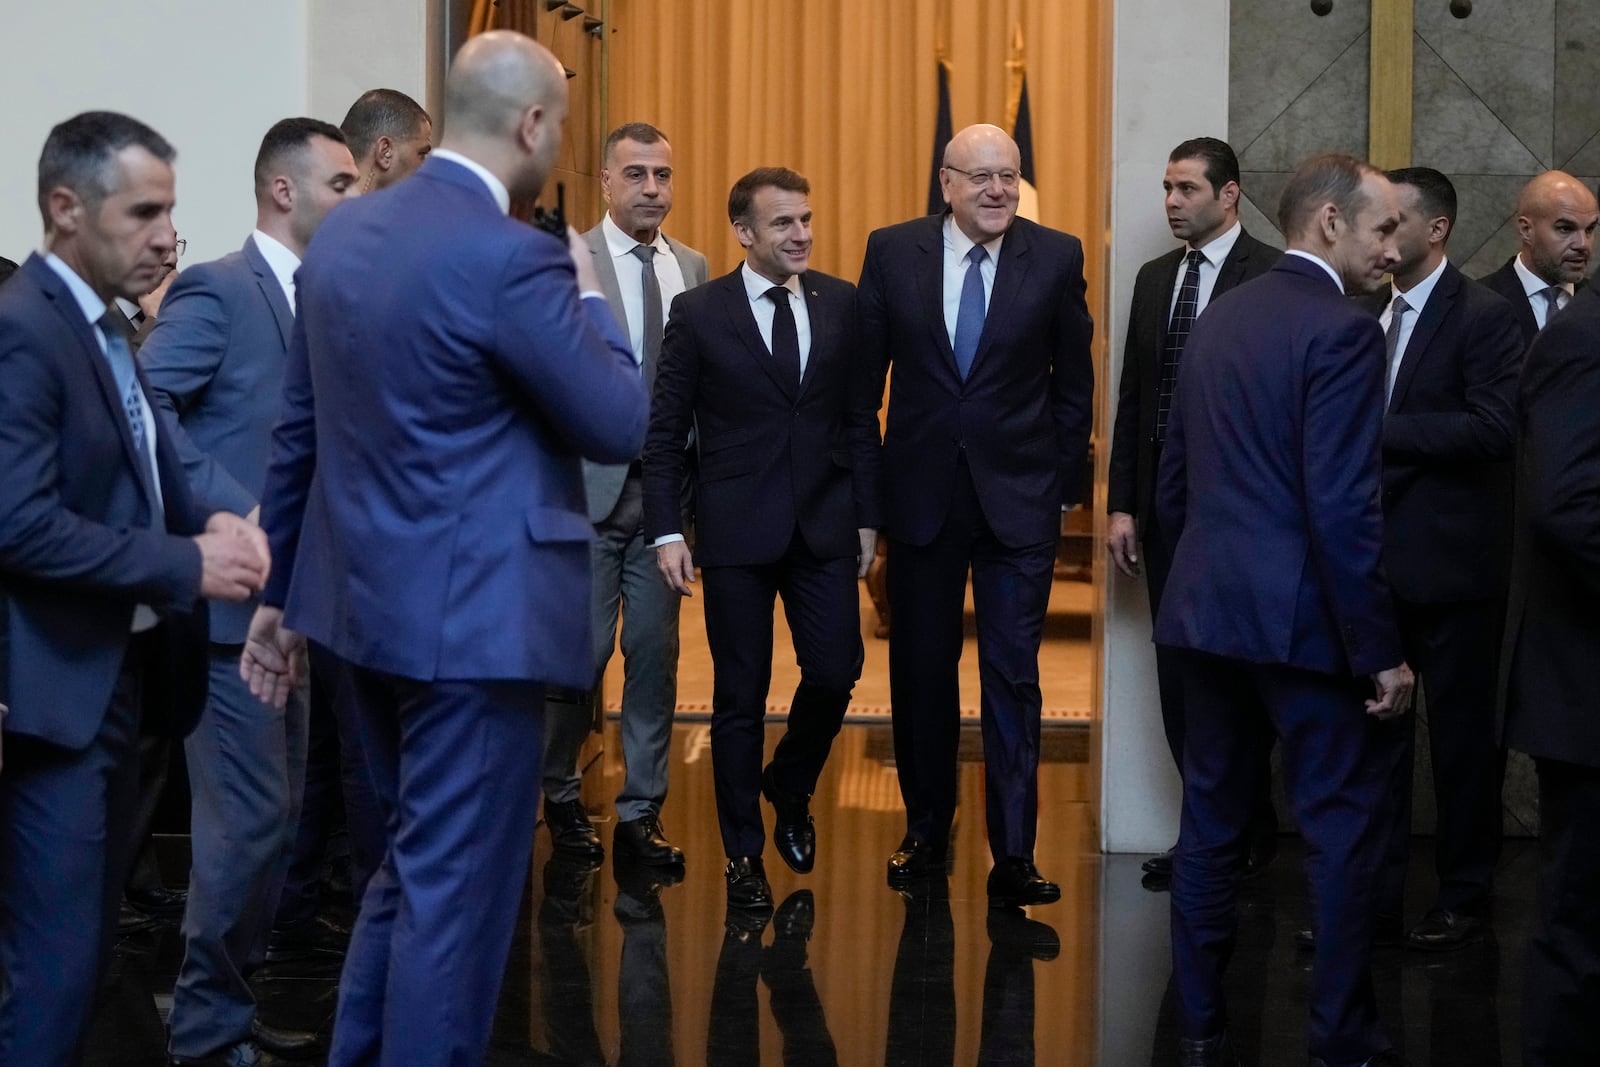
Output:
[307,0,443,130]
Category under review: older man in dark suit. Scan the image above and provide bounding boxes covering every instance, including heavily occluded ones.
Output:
[0,111,267,1065]
[857,123,1093,907]
[1478,170,1598,344]
[1156,154,1414,1067]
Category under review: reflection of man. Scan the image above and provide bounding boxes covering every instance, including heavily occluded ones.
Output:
[857,124,1093,906]
[143,116,360,1066]
[245,32,646,1064]
[340,88,432,193]
[1106,137,1279,881]
[1478,171,1598,343]
[644,167,878,913]
[0,110,268,1065]
[1156,153,1413,1066]
[541,122,708,867]
[1368,168,1522,953]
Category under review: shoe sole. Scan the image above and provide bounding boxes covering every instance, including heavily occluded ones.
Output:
[614,838,684,867]
[987,888,1062,909]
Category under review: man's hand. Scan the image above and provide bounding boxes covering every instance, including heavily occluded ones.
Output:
[1108,511,1140,578]
[1367,663,1415,720]
[194,512,270,601]
[656,540,696,597]
[568,226,604,298]
[240,606,306,709]
[856,527,878,579]
[138,268,177,319]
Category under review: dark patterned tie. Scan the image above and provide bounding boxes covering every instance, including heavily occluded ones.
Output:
[99,310,158,499]
[1156,250,1205,446]
[1384,294,1411,404]
[1543,284,1564,328]
[765,286,801,385]
[630,244,663,390]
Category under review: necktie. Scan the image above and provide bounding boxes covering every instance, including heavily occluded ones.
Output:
[1543,285,1564,327]
[953,245,988,380]
[629,243,663,389]
[98,310,157,497]
[1157,249,1206,446]
[765,286,801,386]
[1384,294,1411,403]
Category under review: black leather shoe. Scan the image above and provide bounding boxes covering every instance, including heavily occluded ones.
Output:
[986,858,1061,908]
[1405,909,1485,951]
[772,889,815,942]
[251,1018,320,1058]
[761,766,815,874]
[1296,914,1404,952]
[266,913,350,963]
[886,836,948,886]
[126,884,188,920]
[119,901,163,935]
[725,856,774,912]
[614,857,680,924]
[1141,846,1175,876]
[544,798,605,861]
[614,813,684,867]
[986,907,1061,961]
[1243,834,1279,879]
[1178,1030,1239,1066]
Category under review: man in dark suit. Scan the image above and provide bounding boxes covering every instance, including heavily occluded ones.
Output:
[341,88,433,194]
[541,122,708,867]
[1501,275,1600,1066]
[856,123,1094,906]
[0,110,268,1066]
[144,117,360,1066]
[1106,136,1279,881]
[1155,153,1414,1067]
[1366,168,1524,953]
[1477,170,1598,344]
[242,32,647,1064]
[644,166,878,913]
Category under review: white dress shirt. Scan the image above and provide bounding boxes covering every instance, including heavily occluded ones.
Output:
[1285,249,1345,293]
[942,216,1004,349]
[251,229,301,311]
[1514,253,1573,330]
[601,212,689,365]
[1169,220,1243,320]
[740,263,812,376]
[1382,255,1447,403]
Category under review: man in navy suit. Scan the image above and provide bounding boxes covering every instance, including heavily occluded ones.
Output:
[1156,153,1414,1067]
[1477,171,1598,344]
[143,117,360,1065]
[644,167,879,912]
[243,33,647,1065]
[856,123,1094,906]
[0,111,268,1065]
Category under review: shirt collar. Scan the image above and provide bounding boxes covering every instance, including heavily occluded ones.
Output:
[602,212,668,259]
[943,214,1005,265]
[40,251,108,328]
[251,230,301,301]
[1393,255,1448,311]
[1285,250,1345,294]
[1514,251,1572,298]
[1189,219,1242,268]
[431,149,511,215]
[741,262,801,303]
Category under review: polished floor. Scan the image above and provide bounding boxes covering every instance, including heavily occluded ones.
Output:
[87,718,1536,1066]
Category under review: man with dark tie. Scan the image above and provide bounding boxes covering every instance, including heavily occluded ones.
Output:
[341,88,433,194]
[541,121,708,867]
[1478,170,1598,343]
[143,117,360,1066]
[856,123,1094,907]
[242,32,647,1064]
[1156,153,1414,1067]
[1106,136,1279,882]
[1365,168,1524,954]
[643,167,879,914]
[0,110,269,1065]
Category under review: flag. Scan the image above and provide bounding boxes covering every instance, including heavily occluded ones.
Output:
[1006,26,1040,222]
[927,57,953,215]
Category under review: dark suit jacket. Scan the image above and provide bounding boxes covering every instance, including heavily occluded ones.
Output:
[856,214,1094,549]
[642,267,881,567]
[0,255,210,749]
[1107,228,1278,526]
[1477,257,1540,346]
[0,256,18,287]
[1501,284,1600,767]
[1154,255,1401,676]
[258,157,647,688]
[141,236,297,643]
[1377,264,1523,603]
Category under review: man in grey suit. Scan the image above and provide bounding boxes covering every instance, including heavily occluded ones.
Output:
[541,122,708,867]
[141,117,359,1066]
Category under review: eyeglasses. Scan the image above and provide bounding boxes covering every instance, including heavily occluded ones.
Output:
[174,238,187,257]
[944,165,1021,189]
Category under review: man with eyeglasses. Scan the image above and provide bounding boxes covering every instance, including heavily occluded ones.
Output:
[857,123,1094,908]
[540,122,708,871]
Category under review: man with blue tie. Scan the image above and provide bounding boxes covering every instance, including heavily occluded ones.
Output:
[0,110,269,1065]
[242,32,647,1065]
[142,117,360,1066]
[1156,153,1415,1067]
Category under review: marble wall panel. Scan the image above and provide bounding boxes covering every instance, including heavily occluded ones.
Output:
[1230,0,1369,152]
[1238,31,1371,173]
[1412,39,1545,176]
[1416,0,1554,166]
[1450,174,1536,273]
[1553,0,1600,166]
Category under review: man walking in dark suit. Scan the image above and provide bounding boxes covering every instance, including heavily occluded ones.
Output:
[643,167,879,914]
[1501,273,1600,1066]
[856,123,1094,906]
[1368,168,1524,954]
[1156,153,1414,1067]
[1478,170,1597,344]
[143,117,360,1066]
[0,110,269,1065]
[242,32,647,1065]
[541,122,708,868]
[1106,136,1279,881]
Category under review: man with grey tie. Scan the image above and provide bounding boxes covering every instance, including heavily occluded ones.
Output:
[1478,170,1598,344]
[541,123,708,868]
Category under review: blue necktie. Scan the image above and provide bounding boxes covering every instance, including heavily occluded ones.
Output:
[99,311,156,492]
[953,245,988,380]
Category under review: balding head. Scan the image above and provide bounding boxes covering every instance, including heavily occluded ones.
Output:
[1516,170,1599,285]
[440,31,568,199]
[940,124,1022,243]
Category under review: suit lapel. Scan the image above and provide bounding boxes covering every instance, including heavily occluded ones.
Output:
[1389,267,1457,410]
[913,219,960,378]
[244,236,295,350]
[720,270,797,402]
[971,222,1031,377]
[585,227,630,338]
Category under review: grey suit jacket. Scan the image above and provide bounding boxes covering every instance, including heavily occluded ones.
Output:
[581,221,709,523]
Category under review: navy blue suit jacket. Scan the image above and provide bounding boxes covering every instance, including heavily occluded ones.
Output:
[141,235,296,643]
[0,255,210,749]
[856,214,1094,548]
[258,157,647,687]
[1154,255,1402,676]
